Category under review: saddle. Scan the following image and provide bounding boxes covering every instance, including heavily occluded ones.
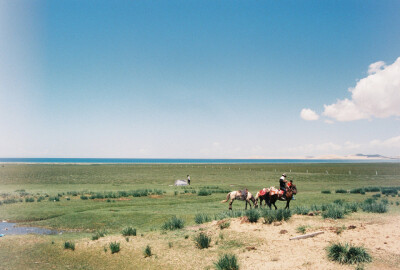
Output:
[238,190,248,200]
[269,187,284,197]
[259,188,270,196]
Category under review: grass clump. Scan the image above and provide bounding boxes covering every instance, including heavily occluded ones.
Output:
[322,204,345,219]
[293,206,311,215]
[219,220,231,229]
[25,197,35,202]
[296,225,308,234]
[162,216,185,230]
[245,209,260,223]
[194,232,211,249]
[321,190,331,194]
[64,241,75,251]
[122,227,137,236]
[109,242,120,254]
[214,254,239,270]
[262,209,291,224]
[335,189,347,193]
[198,189,212,196]
[194,213,211,224]
[143,245,152,257]
[327,243,371,264]
[360,202,388,213]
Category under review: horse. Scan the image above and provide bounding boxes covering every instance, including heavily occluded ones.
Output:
[267,184,297,210]
[221,190,258,210]
[255,188,270,208]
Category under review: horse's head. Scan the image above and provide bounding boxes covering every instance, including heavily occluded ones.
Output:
[250,194,258,208]
[290,184,297,195]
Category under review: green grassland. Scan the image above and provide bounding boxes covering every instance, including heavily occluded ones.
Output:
[0,163,399,231]
[1,163,400,270]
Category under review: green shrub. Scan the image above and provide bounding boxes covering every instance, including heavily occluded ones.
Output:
[350,188,365,194]
[48,196,60,202]
[296,225,308,234]
[246,209,260,223]
[25,197,35,203]
[80,195,88,200]
[381,187,398,196]
[322,205,345,219]
[198,189,212,196]
[321,190,331,194]
[162,216,185,230]
[194,232,211,249]
[122,227,137,236]
[37,196,45,202]
[293,206,310,215]
[262,209,291,224]
[109,242,120,254]
[361,202,388,213]
[195,213,211,224]
[214,254,239,270]
[344,202,358,213]
[143,245,152,257]
[364,187,380,192]
[64,241,75,251]
[335,189,347,193]
[333,199,345,206]
[372,193,381,198]
[92,229,107,240]
[327,243,371,264]
[219,220,231,229]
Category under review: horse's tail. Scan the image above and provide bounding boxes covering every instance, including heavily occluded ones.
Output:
[221,192,231,203]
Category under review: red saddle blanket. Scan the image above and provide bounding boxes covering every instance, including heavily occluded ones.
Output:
[270,188,284,196]
[259,188,268,196]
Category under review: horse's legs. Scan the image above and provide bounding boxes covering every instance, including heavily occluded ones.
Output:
[273,202,277,210]
[285,200,290,209]
[229,198,234,210]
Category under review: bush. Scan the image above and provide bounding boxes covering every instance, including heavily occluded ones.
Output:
[381,187,398,196]
[214,254,239,270]
[64,241,75,251]
[327,243,371,264]
[80,195,88,200]
[92,229,107,240]
[162,216,185,230]
[372,193,381,198]
[296,225,308,234]
[198,189,212,196]
[335,189,347,193]
[361,202,388,213]
[195,213,211,224]
[109,242,120,254]
[293,206,310,215]
[48,196,60,202]
[219,220,230,229]
[122,227,137,236]
[364,187,380,192]
[246,209,260,223]
[143,245,152,257]
[322,205,345,219]
[350,188,365,194]
[194,232,211,249]
[321,190,331,194]
[37,196,45,202]
[25,197,35,203]
[262,209,291,224]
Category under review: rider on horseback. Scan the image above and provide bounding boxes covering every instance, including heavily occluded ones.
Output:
[279,173,287,200]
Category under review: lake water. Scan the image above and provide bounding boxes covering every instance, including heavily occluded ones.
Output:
[0,158,397,164]
[0,222,59,235]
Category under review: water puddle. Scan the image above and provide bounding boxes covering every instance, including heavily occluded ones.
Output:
[0,221,60,236]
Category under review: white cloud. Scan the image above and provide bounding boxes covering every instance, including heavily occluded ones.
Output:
[370,135,400,148]
[300,108,319,121]
[368,61,386,75]
[323,57,400,121]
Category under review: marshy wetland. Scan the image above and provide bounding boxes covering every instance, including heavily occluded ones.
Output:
[0,163,399,269]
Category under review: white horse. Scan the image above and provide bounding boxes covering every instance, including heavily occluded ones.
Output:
[221,190,258,210]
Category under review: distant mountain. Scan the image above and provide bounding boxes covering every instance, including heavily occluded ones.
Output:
[355,153,394,159]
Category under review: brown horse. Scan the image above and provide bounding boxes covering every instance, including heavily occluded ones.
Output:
[267,184,297,210]
[221,190,258,210]
[255,188,271,208]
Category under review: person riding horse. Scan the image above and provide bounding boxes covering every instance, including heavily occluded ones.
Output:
[279,173,287,200]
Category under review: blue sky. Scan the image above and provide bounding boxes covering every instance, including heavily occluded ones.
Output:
[1,0,400,158]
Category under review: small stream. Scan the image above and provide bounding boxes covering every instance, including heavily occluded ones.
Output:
[0,221,60,236]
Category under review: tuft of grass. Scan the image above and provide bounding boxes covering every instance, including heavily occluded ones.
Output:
[122,227,137,236]
[360,202,388,213]
[327,243,371,264]
[92,229,107,240]
[246,209,260,223]
[25,197,35,202]
[109,242,120,254]
[296,225,308,234]
[162,216,185,230]
[195,213,211,224]
[64,241,75,251]
[214,254,239,270]
[262,209,292,224]
[219,220,231,230]
[321,190,331,194]
[198,189,212,196]
[143,245,152,257]
[322,204,345,219]
[194,232,211,249]
[335,189,347,193]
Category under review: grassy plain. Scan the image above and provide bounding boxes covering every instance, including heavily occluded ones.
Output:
[0,163,400,269]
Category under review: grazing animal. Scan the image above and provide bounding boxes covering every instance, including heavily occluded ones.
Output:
[267,184,297,210]
[221,190,258,210]
[255,188,270,208]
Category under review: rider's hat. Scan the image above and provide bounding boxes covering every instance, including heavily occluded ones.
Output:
[282,173,286,177]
